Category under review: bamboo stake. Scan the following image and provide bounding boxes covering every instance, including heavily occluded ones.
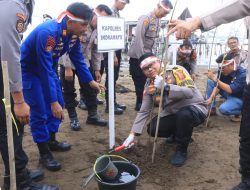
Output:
[1,61,17,190]
[152,0,178,163]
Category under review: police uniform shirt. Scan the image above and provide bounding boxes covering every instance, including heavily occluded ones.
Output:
[0,0,34,93]
[128,12,160,59]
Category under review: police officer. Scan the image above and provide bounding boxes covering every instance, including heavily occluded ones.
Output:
[128,0,173,111]
[102,0,129,115]
[20,2,104,171]
[167,0,250,188]
[59,4,112,130]
[123,53,207,167]
[0,0,58,189]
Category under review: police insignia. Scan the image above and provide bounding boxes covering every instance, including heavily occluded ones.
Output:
[16,13,26,33]
[143,20,149,26]
[16,20,25,33]
[45,36,56,52]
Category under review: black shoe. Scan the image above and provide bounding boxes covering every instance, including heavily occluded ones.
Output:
[115,103,126,110]
[29,169,44,182]
[3,169,58,190]
[105,106,124,115]
[86,115,108,126]
[170,150,187,167]
[20,182,59,190]
[3,183,58,190]
[39,153,61,171]
[78,99,87,110]
[134,103,142,111]
[48,141,71,152]
[231,178,250,190]
[96,98,104,105]
[70,117,81,131]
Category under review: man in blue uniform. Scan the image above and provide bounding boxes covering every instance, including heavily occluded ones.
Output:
[21,2,104,171]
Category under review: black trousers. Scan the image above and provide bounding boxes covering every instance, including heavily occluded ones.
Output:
[60,65,97,112]
[239,84,250,177]
[129,58,147,104]
[0,75,28,176]
[102,50,121,104]
[147,105,206,150]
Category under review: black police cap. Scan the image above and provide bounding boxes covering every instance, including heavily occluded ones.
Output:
[67,2,93,21]
[139,52,156,64]
[161,0,173,9]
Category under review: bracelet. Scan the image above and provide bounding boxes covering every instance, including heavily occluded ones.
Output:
[14,101,25,105]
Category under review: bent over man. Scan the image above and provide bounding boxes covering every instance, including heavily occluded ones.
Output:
[21,2,103,172]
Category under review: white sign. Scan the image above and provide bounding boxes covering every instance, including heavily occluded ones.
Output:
[97,17,125,51]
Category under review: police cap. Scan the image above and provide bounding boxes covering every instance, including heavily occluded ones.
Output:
[118,0,130,4]
[160,0,173,10]
[67,2,93,22]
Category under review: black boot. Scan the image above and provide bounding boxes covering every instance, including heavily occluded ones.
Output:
[86,109,107,126]
[78,95,87,110]
[37,142,61,171]
[231,177,250,190]
[170,144,188,167]
[115,102,126,110]
[105,105,124,115]
[3,168,58,190]
[48,133,71,152]
[29,169,44,182]
[67,107,81,131]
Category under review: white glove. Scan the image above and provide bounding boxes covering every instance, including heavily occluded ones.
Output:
[123,133,135,147]
[154,75,165,90]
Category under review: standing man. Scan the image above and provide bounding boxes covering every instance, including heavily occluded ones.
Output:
[168,1,250,189]
[21,2,104,171]
[0,0,57,189]
[102,0,129,115]
[60,4,112,130]
[128,0,173,111]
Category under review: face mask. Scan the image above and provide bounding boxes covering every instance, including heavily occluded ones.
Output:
[179,48,192,55]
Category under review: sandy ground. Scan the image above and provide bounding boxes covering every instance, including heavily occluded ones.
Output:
[0,65,242,190]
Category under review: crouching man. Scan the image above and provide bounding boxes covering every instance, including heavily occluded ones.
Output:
[123,53,207,167]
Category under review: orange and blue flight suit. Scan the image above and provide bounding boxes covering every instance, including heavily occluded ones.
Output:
[20,17,93,143]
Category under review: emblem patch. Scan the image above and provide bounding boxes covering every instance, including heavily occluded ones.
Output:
[16,13,26,33]
[45,36,56,52]
[143,20,149,26]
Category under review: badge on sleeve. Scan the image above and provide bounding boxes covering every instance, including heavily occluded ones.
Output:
[16,13,26,33]
[143,20,149,26]
[45,36,56,52]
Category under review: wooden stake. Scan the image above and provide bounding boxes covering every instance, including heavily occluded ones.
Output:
[1,61,17,190]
